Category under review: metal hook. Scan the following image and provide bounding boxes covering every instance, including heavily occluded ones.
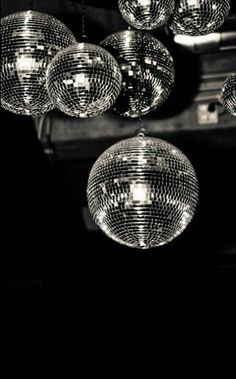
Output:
[36,114,57,160]
[136,111,146,137]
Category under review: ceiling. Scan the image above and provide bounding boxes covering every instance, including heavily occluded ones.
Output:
[9,0,234,159]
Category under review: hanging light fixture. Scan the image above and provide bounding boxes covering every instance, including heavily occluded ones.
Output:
[46,0,122,118]
[101,30,175,118]
[87,135,198,249]
[46,43,122,118]
[221,74,236,117]
[169,0,231,36]
[0,10,76,116]
[118,0,175,30]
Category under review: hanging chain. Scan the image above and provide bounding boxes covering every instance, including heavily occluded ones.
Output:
[136,32,146,137]
[81,0,85,36]
[137,111,145,137]
[80,0,89,41]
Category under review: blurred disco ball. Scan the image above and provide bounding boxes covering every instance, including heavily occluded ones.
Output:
[1,10,76,116]
[87,136,198,249]
[46,43,122,117]
[101,30,174,118]
[221,74,236,117]
[118,0,175,30]
[169,0,231,36]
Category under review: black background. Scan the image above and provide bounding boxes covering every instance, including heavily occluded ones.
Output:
[2,110,236,364]
[1,0,236,364]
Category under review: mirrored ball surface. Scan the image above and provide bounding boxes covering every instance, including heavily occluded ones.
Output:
[118,0,175,30]
[46,43,122,118]
[101,30,175,118]
[169,0,230,36]
[221,74,236,117]
[87,136,199,249]
[1,10,77,115]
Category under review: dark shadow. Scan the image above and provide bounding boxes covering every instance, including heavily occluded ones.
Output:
[148,43,202,119]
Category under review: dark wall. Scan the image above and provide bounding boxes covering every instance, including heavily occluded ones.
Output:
[1,0,236,364]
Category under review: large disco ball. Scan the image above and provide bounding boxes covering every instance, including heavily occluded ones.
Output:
[87,136,198,249]
[221,74,236,117]
[169,0,231,36]
[101,30,175,118]
[0,10,77,116]
[118,0,175,30]
[46,43,122,117]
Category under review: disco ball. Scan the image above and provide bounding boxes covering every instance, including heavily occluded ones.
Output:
[1,10,77,116]
[87,136,198,249]
[101,30,175,118]
[221,74,236,117]
[46,43,122,118]
[118,0,175,30]
[169,0,231,36]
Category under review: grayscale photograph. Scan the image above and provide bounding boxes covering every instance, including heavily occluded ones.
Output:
[1,0,236,364]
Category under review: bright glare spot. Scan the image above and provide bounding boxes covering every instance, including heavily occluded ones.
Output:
[131,183,148,202]
[16,56,36,71]
[174,33,219,47]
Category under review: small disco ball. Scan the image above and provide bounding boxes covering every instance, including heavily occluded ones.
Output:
[87,136,198,249]
[46,43,122,117]
[221,74,236,117]
[1,10,77,116]
[169,0,231,36]
[118,0,175,30]
[101,30,175,118]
